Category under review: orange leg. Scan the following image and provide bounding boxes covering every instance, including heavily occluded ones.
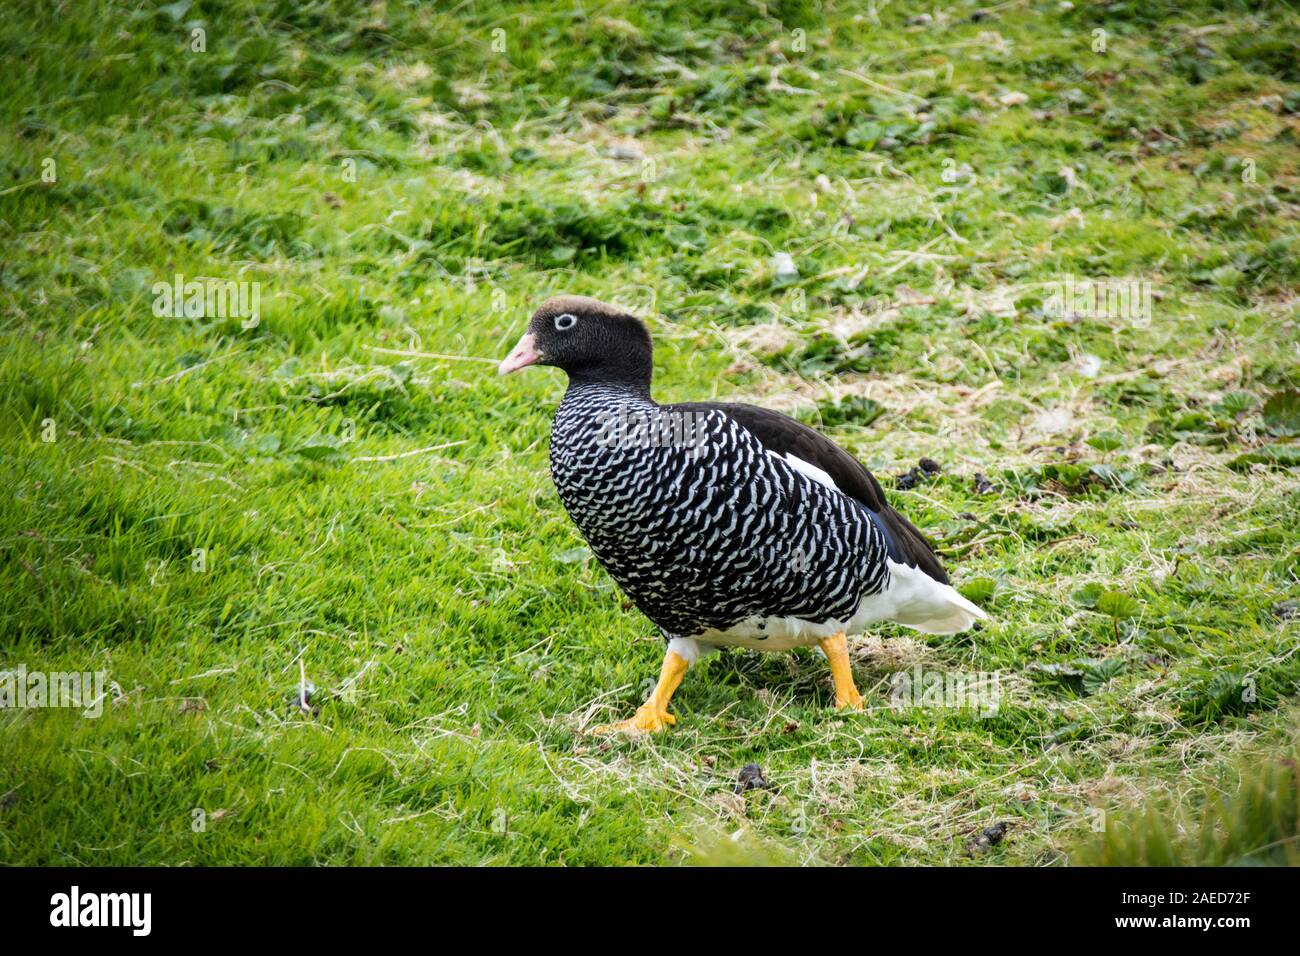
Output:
[595,648,689,734]
[819,631,864,710]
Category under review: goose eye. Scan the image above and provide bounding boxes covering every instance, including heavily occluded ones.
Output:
[553,313,577,331]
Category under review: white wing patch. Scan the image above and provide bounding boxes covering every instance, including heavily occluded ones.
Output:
[779,452,986,633]
[782,452,840,492]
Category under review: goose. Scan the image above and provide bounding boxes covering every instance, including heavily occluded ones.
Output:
[500,296,986,732]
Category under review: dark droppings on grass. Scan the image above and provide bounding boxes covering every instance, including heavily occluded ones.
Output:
[966,822,1010,856]
[1273,600,1300,621]
[894,458,942,490]
[735,763,771,794]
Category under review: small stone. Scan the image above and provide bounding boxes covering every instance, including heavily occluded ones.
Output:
[999,91,1029,107]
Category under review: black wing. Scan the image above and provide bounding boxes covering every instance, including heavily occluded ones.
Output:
[672,401,950,584]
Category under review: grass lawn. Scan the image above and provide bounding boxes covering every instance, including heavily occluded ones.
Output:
[2,0,1299,865]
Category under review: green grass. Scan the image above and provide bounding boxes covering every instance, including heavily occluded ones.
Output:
[1073,738,1300,866]
[1,0,1299,865]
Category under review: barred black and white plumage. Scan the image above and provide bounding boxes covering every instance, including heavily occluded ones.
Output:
[550,383,891,641]
[500,295,988,732]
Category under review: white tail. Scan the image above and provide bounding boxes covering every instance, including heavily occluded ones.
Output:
[873,561,990,635]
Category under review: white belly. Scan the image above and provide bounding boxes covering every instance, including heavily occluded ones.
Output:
[691,560,988,654]
[698,613,853,652]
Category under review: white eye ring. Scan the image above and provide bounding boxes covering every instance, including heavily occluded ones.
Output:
[554,313,577,331]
